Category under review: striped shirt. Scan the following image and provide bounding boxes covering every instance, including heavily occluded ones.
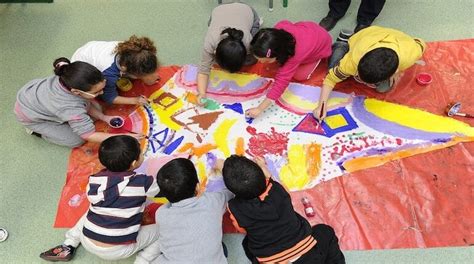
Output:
[83,170,160,244]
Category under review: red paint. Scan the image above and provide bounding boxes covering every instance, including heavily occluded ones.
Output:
[247,127,289,157]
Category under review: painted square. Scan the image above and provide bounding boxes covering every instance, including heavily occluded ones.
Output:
[325,114,348,129]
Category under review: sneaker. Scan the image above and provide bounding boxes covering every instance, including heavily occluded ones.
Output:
[336,29,353,42]
[25,128,42,138]
[259,17,264,27]
[319,15,339,31]
[39,245,76,262]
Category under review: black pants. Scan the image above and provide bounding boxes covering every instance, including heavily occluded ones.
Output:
[328,0,386,25]
[243,224,345,264]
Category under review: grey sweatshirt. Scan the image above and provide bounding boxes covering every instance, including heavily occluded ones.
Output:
[151,190,234,264]
[14,75,95,138]
[199,2,255,75]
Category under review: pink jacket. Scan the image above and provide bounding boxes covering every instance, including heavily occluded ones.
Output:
[266,20,332,100]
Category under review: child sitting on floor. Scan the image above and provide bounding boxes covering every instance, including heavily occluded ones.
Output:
[72,35,160,105]
[196,1,261,105]
[314,26,426,120]
[134,158,233,264]
[40,135,160,262]
[14,58,141,148]
[246,20,332,118]
[223,155,346,264]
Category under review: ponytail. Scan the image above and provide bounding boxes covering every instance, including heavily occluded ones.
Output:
[215,28,246,73]
[53,57,103,92]
[250,28,295,65]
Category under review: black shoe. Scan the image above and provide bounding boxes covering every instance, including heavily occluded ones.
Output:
[336,29,354,42]
[354,24,370,33]
[319,16,339,31]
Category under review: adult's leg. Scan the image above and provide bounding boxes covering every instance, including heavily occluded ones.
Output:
[26,121,84,148]
[328,0,352,20]
[328,41,349,69]
[356,0,386,26]
[293,59,322,81]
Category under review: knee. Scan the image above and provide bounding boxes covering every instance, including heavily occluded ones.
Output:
[313,224,336,237]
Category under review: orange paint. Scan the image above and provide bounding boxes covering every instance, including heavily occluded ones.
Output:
[191,143,217,157]
[185,92,199,105]
[178,142,194,153]
[235,137,245,155]
[306,143,322,177]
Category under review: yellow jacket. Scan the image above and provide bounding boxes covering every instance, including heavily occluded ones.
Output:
[323,26,426,88]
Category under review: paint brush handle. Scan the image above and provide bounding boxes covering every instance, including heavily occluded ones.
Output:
[122,128,149,139]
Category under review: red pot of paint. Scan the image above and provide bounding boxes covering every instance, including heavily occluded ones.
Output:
[416,72,432,85]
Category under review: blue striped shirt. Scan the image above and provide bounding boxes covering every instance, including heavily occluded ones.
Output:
[83,170,160,244]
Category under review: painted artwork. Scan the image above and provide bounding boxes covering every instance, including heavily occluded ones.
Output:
[118,64,474,192]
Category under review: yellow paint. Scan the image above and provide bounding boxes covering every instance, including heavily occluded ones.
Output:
[152,197,169,204]
[343,136,474,172]
[196,160,208,191]
[209,69,261,87]
[365,98,474,136]
[306,143,322,177]
[213,119,238,157]
[149,89,183,131]
[280,90,350,111]
[279,144,311,190]
[325,114,348,129]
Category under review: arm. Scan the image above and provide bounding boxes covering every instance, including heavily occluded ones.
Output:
[112,95,148,105]
[312,83,334,121]
[84,131,144,143]
[196,42,215,105]
[196,73,209,106]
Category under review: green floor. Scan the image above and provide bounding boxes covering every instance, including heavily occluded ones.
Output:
[0,0,473,263]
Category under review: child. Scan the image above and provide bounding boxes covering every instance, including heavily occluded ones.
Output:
[223,155,345,264]
[196,1,261,105]
[134,158,233,264]
[40,135,160,261]
[14,58,141,148]
[314,26,426,120]
[245,20,332,118]
[72,35,159,105]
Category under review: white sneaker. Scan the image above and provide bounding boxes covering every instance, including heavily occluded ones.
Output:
[259,17,264,27]
[25,127,34,135]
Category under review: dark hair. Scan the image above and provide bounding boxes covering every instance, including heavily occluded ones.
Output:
[215,28,247,73]
[222,155,267,199]
[98,135,141,172]
[250,28,295,65]
[53,57,103,92]
[115,35,158,76]
[358,48,399,84]
[156,158,199,203]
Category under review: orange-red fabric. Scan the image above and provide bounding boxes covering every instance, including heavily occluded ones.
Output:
[55,41,474,251]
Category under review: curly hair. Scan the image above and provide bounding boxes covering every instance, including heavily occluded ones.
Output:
[115,35,158,76]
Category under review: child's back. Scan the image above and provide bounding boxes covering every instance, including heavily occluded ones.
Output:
[144,158,232,264]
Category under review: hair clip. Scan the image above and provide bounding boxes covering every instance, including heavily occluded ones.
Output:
[55,61,69,68]
[266,49,271,58]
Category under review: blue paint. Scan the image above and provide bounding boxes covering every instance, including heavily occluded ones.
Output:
[320,108,359,138]
[163,136,184,155]
[151,128,169,147]
[206,152,217,168]
[246,117,254,124]
[223,103,244,114]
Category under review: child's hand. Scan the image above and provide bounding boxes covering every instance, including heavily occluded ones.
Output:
[136,96,150,106]
[196,93,206,107]
[127,132,146,140]
[254,156,271,179]
[312,102,327,122]
[213,159,225,173]
[245,107,263,118]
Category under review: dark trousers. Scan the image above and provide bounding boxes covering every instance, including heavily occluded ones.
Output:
[242,224,345,264]
[328,0,386,25]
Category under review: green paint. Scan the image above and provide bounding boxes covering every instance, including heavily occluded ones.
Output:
[202,98,220,110]
[348,132,365,140]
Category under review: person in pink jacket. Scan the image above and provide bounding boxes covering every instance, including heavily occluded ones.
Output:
[246,20,332,118]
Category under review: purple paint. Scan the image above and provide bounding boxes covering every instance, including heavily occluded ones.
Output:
[206,152,217,169]
[264,156,283,182]
[205,177,226,192]
[351,96,453,140]
[287,82,350,101]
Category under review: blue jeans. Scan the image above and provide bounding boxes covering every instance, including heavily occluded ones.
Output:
[328,41,349,69]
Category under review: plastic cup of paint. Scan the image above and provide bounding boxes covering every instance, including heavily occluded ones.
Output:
[416,73,432,85]
[117,78,133,92]
[109,117,124,128]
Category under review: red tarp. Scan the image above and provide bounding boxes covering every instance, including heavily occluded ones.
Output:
[55,40,474,250]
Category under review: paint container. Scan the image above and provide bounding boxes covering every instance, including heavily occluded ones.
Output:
[301,197,316,217]
[0,228,8,242]
[109,117,124,128]
[416,73,432,85]
[117,77,133,92]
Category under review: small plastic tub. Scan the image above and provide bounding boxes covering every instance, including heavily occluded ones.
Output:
[109,117,124,128]
[416,72,432,85]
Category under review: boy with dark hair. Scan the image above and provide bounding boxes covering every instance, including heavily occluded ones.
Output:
[223,155,345,264]
[135,158,233,264]
[314,26,426,121]
[40,135,160,262]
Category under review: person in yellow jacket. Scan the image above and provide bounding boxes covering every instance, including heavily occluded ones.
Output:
[314,26,426,120]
